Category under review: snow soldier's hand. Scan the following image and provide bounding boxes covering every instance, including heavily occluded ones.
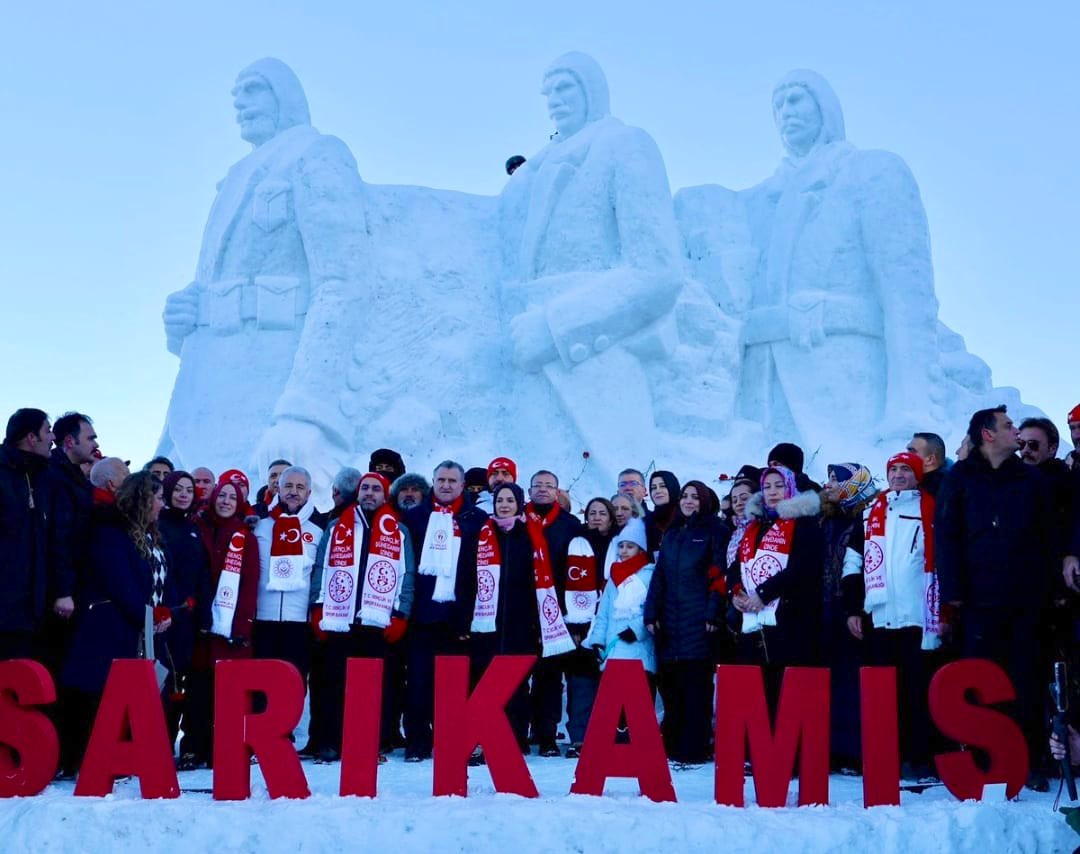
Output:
[510,309,558,371]
[163,283,201,355]
[253,418,349,507]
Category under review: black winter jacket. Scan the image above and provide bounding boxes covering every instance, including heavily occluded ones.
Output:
[935,453,1054,608]
[480,521,541,655]
[158,508,212,670]
[0,445,50,632]
[46,448,93,601]
[644,512,731,662]
[404,497,488,632]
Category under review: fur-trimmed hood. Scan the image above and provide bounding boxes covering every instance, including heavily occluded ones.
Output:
[744,489,821,522]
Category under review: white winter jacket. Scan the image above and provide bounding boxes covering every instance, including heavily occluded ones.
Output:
[254,501,323,622]
[844,489,928,631]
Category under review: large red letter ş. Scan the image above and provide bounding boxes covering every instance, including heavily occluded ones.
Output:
[75,660,179,798]
[715,665,830,807]
[0,660,59,797]
[433,655,538,798]
[213,659,310,800]
[570,659,675,802]
[929,659,1028,800]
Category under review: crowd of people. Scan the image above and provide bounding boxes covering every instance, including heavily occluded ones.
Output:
[3,403,1080,789]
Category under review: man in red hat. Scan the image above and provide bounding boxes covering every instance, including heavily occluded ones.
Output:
[474,456,517,514]
[1066,404,1080,472]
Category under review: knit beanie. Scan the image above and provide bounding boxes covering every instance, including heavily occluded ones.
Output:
[616,517,648,553]
[768,443,805,474]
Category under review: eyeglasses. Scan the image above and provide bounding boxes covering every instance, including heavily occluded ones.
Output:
[1018,439,1041,451]
[618,480,643,488]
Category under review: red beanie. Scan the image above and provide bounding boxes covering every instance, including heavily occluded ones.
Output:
[218,468,250,495]
[361,472,391,495]
[1068,404,1080,424]
[887,451,924,484]
[487,456,517,482]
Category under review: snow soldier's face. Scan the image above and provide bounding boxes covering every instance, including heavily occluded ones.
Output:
[543,71,588,139]
[233,74,280,146]
[773,84,823,157]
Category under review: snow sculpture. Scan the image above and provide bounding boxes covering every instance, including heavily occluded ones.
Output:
[675,69,1033,465]
[158,59,369,495]
[497,52,737,486]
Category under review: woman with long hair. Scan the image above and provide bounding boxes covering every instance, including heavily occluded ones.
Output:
[178,479,260,770]
[158,471,212,744]
[61,471,175,771]
[644,480,731,766]
[646,470,680,559]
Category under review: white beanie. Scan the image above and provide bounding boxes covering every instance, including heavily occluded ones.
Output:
[616,518,647,553]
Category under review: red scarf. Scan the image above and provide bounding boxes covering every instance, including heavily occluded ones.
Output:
[523,506,576,657]
[610,551,650,588]
[738,518,797,631]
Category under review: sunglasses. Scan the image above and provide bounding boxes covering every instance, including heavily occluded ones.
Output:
[1018,439,1041,451]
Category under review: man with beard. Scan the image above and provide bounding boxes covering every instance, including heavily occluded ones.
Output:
[312,471,415,762]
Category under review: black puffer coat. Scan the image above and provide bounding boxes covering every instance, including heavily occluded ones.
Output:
[0,445,50,632]
[644,512,730,662]
[46,448,93,601]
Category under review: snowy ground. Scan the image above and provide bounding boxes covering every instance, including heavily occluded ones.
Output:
[1,755,1075,853]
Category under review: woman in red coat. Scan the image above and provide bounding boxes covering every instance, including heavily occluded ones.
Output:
[178,480,260,770]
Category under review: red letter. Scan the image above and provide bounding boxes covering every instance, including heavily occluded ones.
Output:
[339,657,383,798]
[929,659,1028,800]
[75,660,179,798]
[860,666,900,807]
[213,659,309,800]
[0,660,58,797]
[433,654,538,798]
[570,659,675,802]
[715,665,830,807]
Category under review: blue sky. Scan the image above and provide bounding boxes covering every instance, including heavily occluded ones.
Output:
[1,0,1076,467]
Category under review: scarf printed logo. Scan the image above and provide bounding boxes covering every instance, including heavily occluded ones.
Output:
[220,587,233,600]
[571,591,592,610]
[864,541,884,574]
[229,532,245,552]
[926,575,939,613]
[303,531,315,544]
[433,529,448,550]
[749,554,782,587]
[328,569,354,603]
[273,558,293,578]
[541,593,561,625]
[366,560,398,595]
[477,569,496,602]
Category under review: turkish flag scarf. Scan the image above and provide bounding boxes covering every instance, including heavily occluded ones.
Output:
[321,504,405,632]
[211,529,246,638]
[525,506,576,658]
[267,514,306,592]
[564,536,599,624]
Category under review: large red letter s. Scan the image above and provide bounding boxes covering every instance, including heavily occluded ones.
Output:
[0,660,58,797]
[929,659,1028,800]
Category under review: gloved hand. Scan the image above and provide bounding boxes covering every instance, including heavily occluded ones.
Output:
[384,616,408,645]
[617,627,636,643]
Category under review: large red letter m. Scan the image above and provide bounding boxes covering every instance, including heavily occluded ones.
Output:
[715,665,830,807]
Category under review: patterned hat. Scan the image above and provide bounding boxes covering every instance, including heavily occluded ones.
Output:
[829,463,878,510]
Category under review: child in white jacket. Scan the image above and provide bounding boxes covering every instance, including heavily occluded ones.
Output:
[587,518,657,680]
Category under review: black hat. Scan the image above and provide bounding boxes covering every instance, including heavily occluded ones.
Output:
[368,448,405,481]
[465,467,488,489]
[767,443,805,475]
[733,464,762,489]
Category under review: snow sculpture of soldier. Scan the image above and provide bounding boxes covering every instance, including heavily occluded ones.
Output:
[159,58,368,498]
[499,51,715,484]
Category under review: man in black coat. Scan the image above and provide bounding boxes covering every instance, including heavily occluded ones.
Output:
[524,469,584,756]
[44,413,98,658]
[907,432,949,498]
[935,405,1054,790]
[401,460,487,761]
[0,409,54,660]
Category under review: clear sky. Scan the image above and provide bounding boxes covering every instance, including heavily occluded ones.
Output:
[1,0,1076,468]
